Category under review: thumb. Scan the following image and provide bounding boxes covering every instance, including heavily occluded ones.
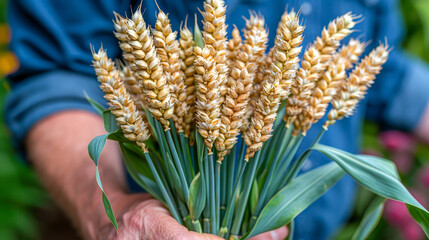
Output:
[248,226,288,240]
[132,199,222,240]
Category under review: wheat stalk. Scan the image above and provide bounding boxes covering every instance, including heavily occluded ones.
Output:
[179,21,197,138]
[194,0,228,151]
[293,39,366,135]
[242,13,269,133]
[276,10,304,100]
[227,26,243,66]
[243,11,303,160]
[216,15,268,161]
[194,45,221,151]
[285,13,357,127]
[92,47,150,150]
[113,8,173,130]
[201,0,229,106]
[153,9,188,132]
[118,61,146,112]
[323,43,389,129]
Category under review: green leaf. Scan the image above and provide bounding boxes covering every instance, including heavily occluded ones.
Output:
[352,197,385,240]
[314,144,429,237]
[194,16,204,48]
[96,169,118,230]
[249,179,259,216]
[195,130,205,166]
[165,153,186,202]
[88,134,108,165]
[85,92,106,115]
[103,110,118,133]
[102,192,118,231]
[243,162,345,239]
[88,134,118,230]
[120,143,163,201]
[188,173,206,220]
[121,143,155,179]
[144,108,158,142]
[356,154,399,179]
[108,129,133,143]
[407,204,429,237]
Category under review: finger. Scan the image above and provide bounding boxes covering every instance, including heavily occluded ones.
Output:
[122,199,222,240]
[248,226,288,240]
[188,231,224,240]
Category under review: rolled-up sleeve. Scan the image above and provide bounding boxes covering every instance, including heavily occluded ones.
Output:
[5,0,130,147]
[5,70,105,143]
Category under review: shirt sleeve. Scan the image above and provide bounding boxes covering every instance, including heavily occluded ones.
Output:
[365,0,429,131]
[5,0,131,148]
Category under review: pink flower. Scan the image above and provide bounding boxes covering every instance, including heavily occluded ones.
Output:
[384,200,411,226]
[420,166,429,189]
[379,131,415,152]
[379,131,416,173]
[402,222,424,240]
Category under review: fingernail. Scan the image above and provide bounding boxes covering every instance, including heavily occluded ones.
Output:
[270,230,279,240]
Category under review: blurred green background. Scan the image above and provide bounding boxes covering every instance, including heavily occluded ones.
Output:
[0,0,46,239]
[0,0,428,239]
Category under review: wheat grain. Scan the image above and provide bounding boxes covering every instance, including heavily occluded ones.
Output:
[216,15,268,161]
[92,47,150,151]
[275,10,304,100]
[194,45,221,151]
[323,43,389,129]
[242,13,269,133]
[227,26,243,66]
[193,0,228,151]
[285,13,357,127]
[153,10,187,132]
[247,49,272,132]
[113,8,173,130]
[201,0,229,105]
[118,61,146,112]
[243,12,302,160]
[179,21,196,138]
[293,39,366,135]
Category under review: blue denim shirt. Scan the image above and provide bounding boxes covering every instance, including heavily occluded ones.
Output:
[5,0,429,239]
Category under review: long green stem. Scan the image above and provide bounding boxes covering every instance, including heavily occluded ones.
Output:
[166,130,189,201]
[180,132,194,182]
[226,145,236,208]
[288,220,295,240]
[258,125,283,174]
[281,129,326,188]
[230,151,262,237]
[144,152,182,224]
[255,126,292,215]
[219,161,247,238]
[151,153,177,204]
[203,147,210,233]
[201,146,210,233]
[169,120,184,160]
[153,120,175,188]
[220,155,228,220]
[267,135,303,198]
[208,153,216,234]
[215,162,221,233]
[178,199,191,226]
[233,140,246,186]
[190,144,196,171]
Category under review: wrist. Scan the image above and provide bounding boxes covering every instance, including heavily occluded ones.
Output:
[83,192,151,239]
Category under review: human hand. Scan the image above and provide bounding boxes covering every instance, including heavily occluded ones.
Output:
[97,194,287,240]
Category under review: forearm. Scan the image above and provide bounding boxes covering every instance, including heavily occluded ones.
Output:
[26,110,128,239]
[25,110,286,240]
